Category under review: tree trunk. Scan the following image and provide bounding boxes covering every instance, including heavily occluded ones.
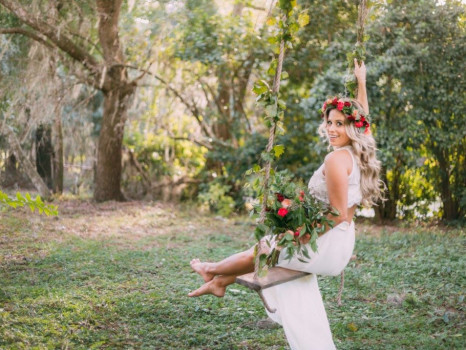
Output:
[436,149,459,221]
[94,87,133,202]
[5,126,51,199]
[35,124,53,189]
[375,166,399,222]
[5,153,17,176]
[52,112,64,193]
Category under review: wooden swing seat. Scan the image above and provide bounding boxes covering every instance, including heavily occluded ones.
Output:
[236,267,309,312]
[236,267,309,291]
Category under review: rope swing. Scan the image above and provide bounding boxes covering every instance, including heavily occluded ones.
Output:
[236,0,369,313]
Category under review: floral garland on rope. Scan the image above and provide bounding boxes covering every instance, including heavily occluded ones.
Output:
[245,1,338,276]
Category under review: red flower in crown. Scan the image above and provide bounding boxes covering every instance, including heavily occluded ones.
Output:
[355,120,364,128]
[321,96,370,133]
[322,102,327,112]
[277,208,288,217]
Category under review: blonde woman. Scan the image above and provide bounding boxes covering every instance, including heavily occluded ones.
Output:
[188,60,383,350]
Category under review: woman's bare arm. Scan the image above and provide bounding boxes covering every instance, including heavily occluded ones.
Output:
[354,58,369,115]
[324,151,352,225]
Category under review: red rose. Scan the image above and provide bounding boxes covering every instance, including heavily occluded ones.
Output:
[360,116,366,123]
[344,101,351,107]
[347,115,355,121]
[294,230,300,237]
[332,98,338,106]
[275,193,285,202]
[337,101,344,111]
[277,208,288,217]
[299,190,305,202]
[355,120,364,128]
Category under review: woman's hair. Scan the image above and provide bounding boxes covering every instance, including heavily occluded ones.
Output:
[318,98,384,207]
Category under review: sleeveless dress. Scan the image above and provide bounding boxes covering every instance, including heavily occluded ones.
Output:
[262,145,362,350]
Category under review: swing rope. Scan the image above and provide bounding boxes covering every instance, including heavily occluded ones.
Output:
[255,38,286,277]
[337,0,368,305]
[239,0,368,312]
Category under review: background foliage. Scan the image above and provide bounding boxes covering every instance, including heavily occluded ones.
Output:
[0,0,464,222]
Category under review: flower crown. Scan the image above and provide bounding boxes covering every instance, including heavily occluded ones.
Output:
[321,97,370,134]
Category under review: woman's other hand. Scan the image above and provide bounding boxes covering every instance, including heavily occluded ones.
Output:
[354,58,366,83]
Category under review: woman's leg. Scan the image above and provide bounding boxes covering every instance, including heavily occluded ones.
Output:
[188,246,256,297]
[188,275,237,297]
[190,246,255,282]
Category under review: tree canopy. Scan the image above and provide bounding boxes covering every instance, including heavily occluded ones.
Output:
[0,0,464,221]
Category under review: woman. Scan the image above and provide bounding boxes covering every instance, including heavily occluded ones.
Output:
[188,60,383,349]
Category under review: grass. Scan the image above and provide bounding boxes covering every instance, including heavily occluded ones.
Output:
[0,200,464,349]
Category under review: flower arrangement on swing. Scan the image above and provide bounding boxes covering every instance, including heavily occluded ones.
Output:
[248,171,339,275]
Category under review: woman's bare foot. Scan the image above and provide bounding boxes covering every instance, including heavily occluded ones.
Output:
[190,259,214,282]
[188,278,226,298]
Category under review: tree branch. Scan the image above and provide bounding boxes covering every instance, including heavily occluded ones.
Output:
[0,27,54,49]
[170,136,213,150]
[116,63,215,139]
[0,0,100,74]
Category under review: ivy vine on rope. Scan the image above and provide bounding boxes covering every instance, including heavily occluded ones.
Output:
[242,0,369,304]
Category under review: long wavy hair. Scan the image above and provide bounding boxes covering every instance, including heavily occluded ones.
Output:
[318,98,384,207]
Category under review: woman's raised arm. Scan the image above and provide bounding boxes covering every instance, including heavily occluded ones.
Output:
[354,58,369,115]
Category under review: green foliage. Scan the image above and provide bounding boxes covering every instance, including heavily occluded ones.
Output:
[0,190,58,216]
[198,180,235,217]
[366,0,466,221]
[299,0,465,222]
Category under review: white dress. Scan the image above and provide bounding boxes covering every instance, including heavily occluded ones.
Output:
[262,146,362,350]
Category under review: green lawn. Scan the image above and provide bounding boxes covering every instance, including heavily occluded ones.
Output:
[0,201,464,349]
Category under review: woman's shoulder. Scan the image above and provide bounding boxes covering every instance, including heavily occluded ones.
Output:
[324,148,353,175]
[325,147,353,163]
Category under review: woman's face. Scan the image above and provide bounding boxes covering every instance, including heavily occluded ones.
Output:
[326,109,351,148]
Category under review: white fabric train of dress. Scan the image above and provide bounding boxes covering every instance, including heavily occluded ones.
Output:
[262,146,359,350]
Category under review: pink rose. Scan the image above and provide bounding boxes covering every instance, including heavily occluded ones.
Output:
[277,208,288,217]
[281,198,292,208]
[332,98,338,106]
[352,109,359,117]
[355,120,364,128]
[337,101,344,111]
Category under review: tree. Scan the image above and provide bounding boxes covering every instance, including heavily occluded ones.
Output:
[367,0,465,221]
[0,0,137,201]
